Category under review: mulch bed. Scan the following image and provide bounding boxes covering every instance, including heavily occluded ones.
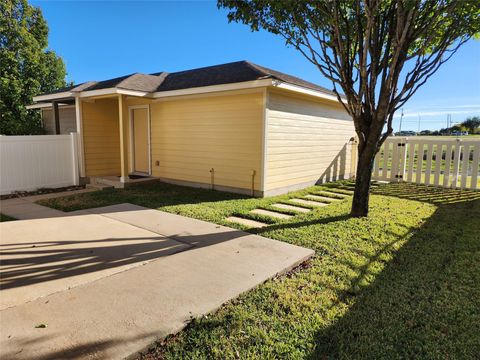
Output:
[0,185,86,200]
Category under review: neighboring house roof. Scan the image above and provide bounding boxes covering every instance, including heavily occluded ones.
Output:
[36,61,339,99]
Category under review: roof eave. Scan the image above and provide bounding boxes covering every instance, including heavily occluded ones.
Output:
[152,79,274,99]
[31,79,346,105]
[32,88,153,102]
[272,81,347,104]
[33,91,75,102]
[79,88,152,98]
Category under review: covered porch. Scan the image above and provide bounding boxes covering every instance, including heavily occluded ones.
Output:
[78,94,156,187]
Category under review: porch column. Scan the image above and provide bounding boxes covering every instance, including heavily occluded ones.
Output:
[52,101,60,134]
[74,96,86,177]
[118,94,129,182]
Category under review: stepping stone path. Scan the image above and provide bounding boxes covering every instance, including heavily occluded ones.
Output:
[271,203,311,213]
[226,216,269,228]
[250,208,293,219]
[290,198,328,207]
[224,184,359,228]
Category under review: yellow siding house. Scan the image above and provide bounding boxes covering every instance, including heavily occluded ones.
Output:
[31,61,356,197]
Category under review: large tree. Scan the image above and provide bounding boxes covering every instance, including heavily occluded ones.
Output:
[218,0,480,216]
[462,116,480,134]
[0,0,68,135]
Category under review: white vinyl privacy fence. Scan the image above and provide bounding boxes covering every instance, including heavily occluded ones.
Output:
[373,137,480,190]
[0,134,79,195]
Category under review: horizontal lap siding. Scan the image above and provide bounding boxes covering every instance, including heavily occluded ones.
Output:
[42,107,77,134]
[150,92,263,191]
[82,99,120,177]
[266,91,355,191]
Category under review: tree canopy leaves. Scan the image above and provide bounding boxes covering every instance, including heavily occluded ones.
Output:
[0,0,68,135]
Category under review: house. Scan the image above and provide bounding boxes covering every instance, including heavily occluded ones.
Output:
[30,61,356,197]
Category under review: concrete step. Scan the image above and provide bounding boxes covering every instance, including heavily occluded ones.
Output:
[90,176,123,189]
[271,203,311,213]
[250,208,293,220]
[290,198,328,207]
[90,176,159,189]
[305,194,340,202]
[86,183,114,190]
[225,216,269,228]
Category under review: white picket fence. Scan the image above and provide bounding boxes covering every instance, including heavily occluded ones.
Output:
[0,134,79,195]
[372,137,480,190]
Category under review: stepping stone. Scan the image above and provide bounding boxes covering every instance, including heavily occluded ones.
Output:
[319,190,351,197]
[250,208,292,219]
[305,194,339,202]
[226,216,269,228]
[271,203,311,213]
[290,198,328,207]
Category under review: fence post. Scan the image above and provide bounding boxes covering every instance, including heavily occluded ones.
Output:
[397,138,407,182]
[70,132,80,186]
[350,137,358,179]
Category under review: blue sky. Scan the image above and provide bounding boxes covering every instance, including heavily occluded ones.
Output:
[33,0,480,131]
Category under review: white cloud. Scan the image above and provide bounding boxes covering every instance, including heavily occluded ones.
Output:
[399,109,480,118]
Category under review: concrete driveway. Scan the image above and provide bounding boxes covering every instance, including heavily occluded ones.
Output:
[0,203,314,359]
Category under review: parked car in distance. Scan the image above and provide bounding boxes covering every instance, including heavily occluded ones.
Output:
[450,131,469,136]
[394,130,417,136]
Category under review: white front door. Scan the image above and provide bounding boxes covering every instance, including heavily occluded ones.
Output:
[131,107,150,174]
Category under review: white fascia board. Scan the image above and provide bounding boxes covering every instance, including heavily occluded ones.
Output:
[26,103,53,109]
[273,82,347,104]
[79,88,152,98]
[33,91,74,102]
[34,88,153,101]
[152,79,274,99]
[26,102,73,109]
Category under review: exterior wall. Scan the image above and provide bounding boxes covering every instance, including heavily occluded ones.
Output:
[42,106,77,134]
[264,89,355,195]
[82,98,121,177]
[145,91,264,194]
[78,87,354,197]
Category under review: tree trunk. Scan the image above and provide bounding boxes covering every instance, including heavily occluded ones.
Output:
[351,145,376,217]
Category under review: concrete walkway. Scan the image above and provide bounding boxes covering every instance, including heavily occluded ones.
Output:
[0,188,97,220]
[0,203,314,359]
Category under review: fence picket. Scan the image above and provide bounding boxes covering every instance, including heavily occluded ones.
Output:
[407,142,415,182]
[433,144,442,186]
[451,140,461,189]
[382,141,390,180]
[373,151,380,179]
[415,142,425,183]
[425,143,434,185]
[460,144,470,189]
[471,143,480,190]
[443,144,453,187]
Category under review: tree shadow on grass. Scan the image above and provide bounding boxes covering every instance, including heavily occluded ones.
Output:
[310,186,480,359]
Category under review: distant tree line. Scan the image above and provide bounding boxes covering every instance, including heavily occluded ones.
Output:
[397,116,480,136]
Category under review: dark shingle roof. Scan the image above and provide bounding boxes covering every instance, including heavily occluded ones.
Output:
[38,61,336,98]
[86,73,166,92]
[155,61,269,91]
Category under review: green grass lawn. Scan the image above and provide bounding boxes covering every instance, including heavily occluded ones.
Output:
[39,181,480,359]
[0,213,16,222]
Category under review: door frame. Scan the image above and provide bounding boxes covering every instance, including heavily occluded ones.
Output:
[128,105,151,175]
